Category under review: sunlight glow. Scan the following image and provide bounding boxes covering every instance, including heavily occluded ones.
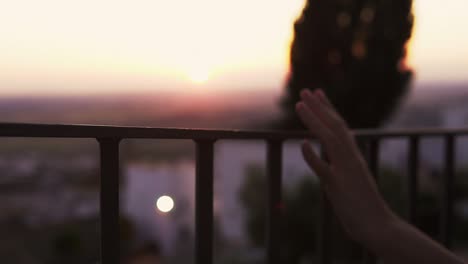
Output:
[0,0,306,95]
[156,195,174,213]
[187,68,211,84]
[409,0,468,83]
[0,0,467,95]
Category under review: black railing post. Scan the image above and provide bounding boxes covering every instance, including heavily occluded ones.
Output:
[318,192,333,264]
[266,140,283,264]
[362,139,380,264]
[408,136,420,225]
[195,140,215,264]
[97,138,121,264]
[318,148,332,264]
[368,140,380,179]
[441,135,455,248]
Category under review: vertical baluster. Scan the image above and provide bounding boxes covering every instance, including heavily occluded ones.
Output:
[195,140,215,264]
[441,135,455,248]
[266,140,283,264]
[318,147,332,264]
[408,136,420,225]
[98,138,121,264]
[362,139,380,264]
[369,140,380,180]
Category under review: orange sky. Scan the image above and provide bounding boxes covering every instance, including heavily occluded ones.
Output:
[0,0,467,96]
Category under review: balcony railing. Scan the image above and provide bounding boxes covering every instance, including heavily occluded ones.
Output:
[1,123,468,264]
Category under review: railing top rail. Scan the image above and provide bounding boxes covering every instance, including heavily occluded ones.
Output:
[1,122,468,140]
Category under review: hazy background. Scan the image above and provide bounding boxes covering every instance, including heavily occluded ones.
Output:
[1,0,468,263]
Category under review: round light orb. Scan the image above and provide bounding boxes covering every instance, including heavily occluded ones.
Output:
[156,195,174,213]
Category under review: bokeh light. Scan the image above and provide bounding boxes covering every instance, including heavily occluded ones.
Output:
[156,195,174,213]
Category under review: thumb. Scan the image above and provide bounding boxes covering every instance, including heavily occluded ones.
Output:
[301,141,331,183]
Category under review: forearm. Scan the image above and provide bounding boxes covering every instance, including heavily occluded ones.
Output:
[364,216,464,264]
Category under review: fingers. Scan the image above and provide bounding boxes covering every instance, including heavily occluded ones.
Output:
[300,89,346,132]
[315,89,334,110]
[296,101,338,155]
[301,141,331,183]
[315,90,350,131]
[300,89,356,148]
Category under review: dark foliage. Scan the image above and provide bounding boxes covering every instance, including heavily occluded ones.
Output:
[238,164,320,262]
[279,0,414,129]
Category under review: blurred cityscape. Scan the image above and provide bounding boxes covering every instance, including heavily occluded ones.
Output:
[2,83,468,263]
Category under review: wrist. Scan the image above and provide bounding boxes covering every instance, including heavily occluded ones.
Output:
[356,206,400,249]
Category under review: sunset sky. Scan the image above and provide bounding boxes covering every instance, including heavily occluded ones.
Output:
[0,0,467,96]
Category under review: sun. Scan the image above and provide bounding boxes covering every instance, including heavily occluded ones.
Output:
[187,68,211,84]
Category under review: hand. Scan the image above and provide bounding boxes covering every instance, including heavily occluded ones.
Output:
[295,89,395,244]
[296,89,465,264]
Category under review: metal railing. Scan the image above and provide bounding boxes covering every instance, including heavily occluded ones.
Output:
[1,123,467,264]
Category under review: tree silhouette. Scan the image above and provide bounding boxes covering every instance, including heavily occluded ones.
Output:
[279,0,414,129]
